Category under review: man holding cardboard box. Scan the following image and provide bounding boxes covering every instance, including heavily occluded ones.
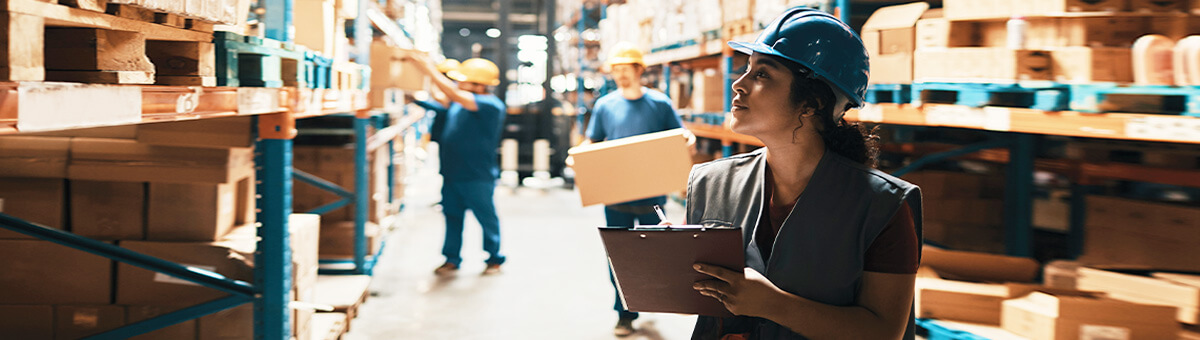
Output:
[579,42,694,336]
[404,54,508,276]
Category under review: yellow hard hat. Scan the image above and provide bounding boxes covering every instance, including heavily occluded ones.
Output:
[447,58,500,86]
[436,58,460,74]
[605,42,644,68]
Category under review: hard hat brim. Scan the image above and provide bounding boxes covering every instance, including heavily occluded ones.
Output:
[728,41,864,108]
[605,57,644,67]
[446,71,500,86]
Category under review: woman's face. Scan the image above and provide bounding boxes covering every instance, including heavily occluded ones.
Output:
[728,53,803,138]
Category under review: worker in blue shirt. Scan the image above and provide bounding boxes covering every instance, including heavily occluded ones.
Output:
[580,42,695,336]
[404,54,508,276]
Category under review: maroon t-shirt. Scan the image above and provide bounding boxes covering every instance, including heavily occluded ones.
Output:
[757,167,919,274]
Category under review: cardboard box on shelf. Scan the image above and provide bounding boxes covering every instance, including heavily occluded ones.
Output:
[116,228,255,306]
[71,180,146,240]
[0,240,113,304]
[0,178,66,239]
[1079,195,1200,272]
[921,246,1041,283]
[336,0,357,19]
[0,136,70,178]
[198,304,252,340]
[1050,47,1134,84]
[127,305,197,340]
[861,2,929,84]
[1077,267,1200,324]
[917,278,1100,325]
[54,305,126,340]
[1027,17,1154,48]
[923,221,1005,254]
[1044,260,1082,289]
[147,176,252,242]
[0,305,53,339]
[690,68,725,113]
[69,138,255,184]
[915,17,988,50]
[292,214,322,297]
[901,171,1005,199]
[944,0,1012,19]
[137,117,254,149]
[1013,0,1128,15]
[1001,291,1180,340]
[294,0,336,56]
[319,220,381,258]
[369,41,430,93]
[914,48,1052,83]
[567,128,692,206]
[1033,192,1070,233]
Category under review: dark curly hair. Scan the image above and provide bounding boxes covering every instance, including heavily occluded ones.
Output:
[770,55,880,168]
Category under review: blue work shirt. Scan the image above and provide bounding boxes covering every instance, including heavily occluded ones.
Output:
[431,94,506,182]
[585,88,684,207]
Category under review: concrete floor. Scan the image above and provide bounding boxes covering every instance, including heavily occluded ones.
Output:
[346,148,697,339]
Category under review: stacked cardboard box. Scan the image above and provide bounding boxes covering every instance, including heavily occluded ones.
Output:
[916,247,1046,325]
[1079,195,1200,272]
[0,120,323,339]
[1077,267,1200,325]
[293,143,392,259]
[902,170,1006,253]
[369,40,430,108]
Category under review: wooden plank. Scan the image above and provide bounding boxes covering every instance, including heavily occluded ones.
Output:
[154,75,214,86]
[45,70,154,84]
[15,82,141,132]
[1156,273,1200,288]
[153,12,184,27]
[0,12,45,81]
[45,27,154,72]
[146,40,214,76]
[5,0,211,41]
[60,0,107,12]
[185,18,212,32]
[104,3,154,21]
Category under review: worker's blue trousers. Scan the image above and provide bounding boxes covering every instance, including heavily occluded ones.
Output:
[441,179,505,267]
[604,205,661,320]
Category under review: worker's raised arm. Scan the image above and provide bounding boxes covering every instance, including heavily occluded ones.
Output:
[404,52,479,111]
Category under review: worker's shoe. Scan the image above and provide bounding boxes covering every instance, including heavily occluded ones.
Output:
[613,318,635,337]
[433,263,458,275]
[482,263,502,275]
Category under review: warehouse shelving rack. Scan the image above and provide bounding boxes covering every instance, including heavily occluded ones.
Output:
[0,0,431,338]
[640,1,1200,261]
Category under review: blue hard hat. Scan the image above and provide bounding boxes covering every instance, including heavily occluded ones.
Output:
[729,7,869,109]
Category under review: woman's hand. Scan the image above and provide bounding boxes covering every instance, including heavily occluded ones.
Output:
[693,263,784,318]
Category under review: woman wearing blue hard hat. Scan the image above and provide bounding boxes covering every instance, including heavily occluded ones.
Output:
[682,7,922,340]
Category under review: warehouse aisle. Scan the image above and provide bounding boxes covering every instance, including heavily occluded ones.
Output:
[347,149,697,339]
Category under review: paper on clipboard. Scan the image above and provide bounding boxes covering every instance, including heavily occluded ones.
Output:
[598,225,744,317]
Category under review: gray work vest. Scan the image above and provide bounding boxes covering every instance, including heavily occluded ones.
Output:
[686,149,923,340]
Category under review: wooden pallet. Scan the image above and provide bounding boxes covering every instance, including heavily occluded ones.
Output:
[215,31,308,88]
[1,0,214,84]
[912,82,1070,111]
[314,274,371,332]
[721,19,754,40]
[1068,84,1200,116]
[866,84,913,104]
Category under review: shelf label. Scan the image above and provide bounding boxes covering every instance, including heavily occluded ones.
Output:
[237,88,280,114]
[175,88,200,114]
[1125,116,1200,143]
[1080,325,1129,340]
[857,104,884,123]
[17,83,141,132]
[983,107,1012,131]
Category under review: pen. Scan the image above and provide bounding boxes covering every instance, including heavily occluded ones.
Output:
[652,204,668,222]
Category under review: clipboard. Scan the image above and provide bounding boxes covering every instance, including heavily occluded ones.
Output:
[598,225,744,317]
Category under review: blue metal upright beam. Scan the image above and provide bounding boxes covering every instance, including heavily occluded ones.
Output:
[836,0,851,24]
[1004,134,1036,257]
[663,63,671,97]
[262,0,293,43]
[255,113,296,340]
[354,117,371,274]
